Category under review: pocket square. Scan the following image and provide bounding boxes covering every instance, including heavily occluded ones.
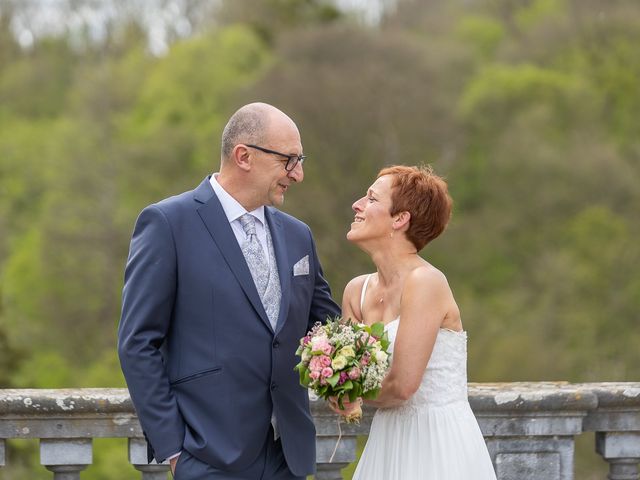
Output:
[293,255,309,276]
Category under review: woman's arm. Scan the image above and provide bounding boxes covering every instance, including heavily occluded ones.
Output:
[366,267,453,408]
[341,274,368,324]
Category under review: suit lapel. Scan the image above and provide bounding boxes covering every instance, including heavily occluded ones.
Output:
[194,177,272,332]
[266,208,291,334]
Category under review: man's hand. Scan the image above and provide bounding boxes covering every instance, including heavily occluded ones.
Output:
[170,454,180,476]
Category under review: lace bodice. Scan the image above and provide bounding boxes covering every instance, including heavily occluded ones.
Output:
[359,274,469,411]
[384,319,468,410]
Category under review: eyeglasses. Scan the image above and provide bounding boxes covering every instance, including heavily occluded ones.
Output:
[244,144,306,172]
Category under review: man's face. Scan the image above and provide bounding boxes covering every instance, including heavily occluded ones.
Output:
[251,117,304,207]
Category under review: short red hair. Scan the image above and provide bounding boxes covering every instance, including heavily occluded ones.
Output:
[378,165,452,251]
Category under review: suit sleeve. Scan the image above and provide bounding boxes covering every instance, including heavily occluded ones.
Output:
[117,205,185,462]
[307,227,341,330]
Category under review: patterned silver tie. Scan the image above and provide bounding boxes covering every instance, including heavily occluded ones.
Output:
[239,214,270,298]
[239,214,281,438]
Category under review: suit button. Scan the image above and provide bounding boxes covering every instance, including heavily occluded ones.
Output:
[271,382,278,391]
[273,340,280,348]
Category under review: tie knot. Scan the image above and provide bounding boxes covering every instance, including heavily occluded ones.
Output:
[239,214,257,236]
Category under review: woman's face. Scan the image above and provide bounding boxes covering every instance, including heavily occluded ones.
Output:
[347,175,395,244]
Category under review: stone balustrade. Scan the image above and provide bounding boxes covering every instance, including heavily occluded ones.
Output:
[0,383,639,479]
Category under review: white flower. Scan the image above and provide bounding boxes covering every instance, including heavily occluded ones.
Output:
[375,350,388,364]
[331,355,348,370]
[338,346,355,358]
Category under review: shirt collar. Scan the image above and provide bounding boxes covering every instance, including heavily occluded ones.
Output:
[209,174,266,226]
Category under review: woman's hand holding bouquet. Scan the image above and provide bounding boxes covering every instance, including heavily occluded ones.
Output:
[295,318,391,423]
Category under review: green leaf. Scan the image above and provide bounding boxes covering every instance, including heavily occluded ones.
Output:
[302,369,311,387]
[348,389,358,403]
[362,388,380,400]
[326,372,340,387]
[370,322,384,338]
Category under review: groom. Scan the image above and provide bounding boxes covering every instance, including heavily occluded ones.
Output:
[118,102,340,479]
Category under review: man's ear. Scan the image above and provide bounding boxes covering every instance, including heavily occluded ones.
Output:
[232,144,252,172]
[392,211,411,231]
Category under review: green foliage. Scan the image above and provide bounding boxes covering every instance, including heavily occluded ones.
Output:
[215,0,342,43]
[514,0,566,31]
[127,24,272,172]
[459,64,597,135]
[455,15,505,59]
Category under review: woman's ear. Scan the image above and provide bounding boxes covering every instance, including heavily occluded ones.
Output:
[392,211,411,231]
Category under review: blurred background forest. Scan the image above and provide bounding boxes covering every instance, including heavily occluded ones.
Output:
[0,0,638,478]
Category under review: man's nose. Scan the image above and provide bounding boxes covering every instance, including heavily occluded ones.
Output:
[288,161,304,183]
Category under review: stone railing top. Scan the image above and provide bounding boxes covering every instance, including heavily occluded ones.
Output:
[577,382,640,409]
[468,382,599,412]
[0,388,132,415]
[1,383,639,418]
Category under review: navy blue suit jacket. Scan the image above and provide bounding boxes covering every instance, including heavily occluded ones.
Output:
[118,177,340,476]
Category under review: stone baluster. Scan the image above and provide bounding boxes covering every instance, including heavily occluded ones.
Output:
[40,439,92,480]
[311,399,363,480]
[582,383,640,480]
[596,432,640,480]
[470,382,598,480]
[128,438,169,479]
[0,439,5,468]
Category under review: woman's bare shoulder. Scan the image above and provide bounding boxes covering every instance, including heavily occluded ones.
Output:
[343,274,372,300]
[342,274,373,322]
[406,263,449,290]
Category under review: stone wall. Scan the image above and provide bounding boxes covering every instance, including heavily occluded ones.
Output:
[1,383,639,479]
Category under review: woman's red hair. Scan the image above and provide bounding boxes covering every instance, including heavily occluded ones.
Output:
[378,165,452,251]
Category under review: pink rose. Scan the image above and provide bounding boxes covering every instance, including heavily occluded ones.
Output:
[320,355,332,368]
[321,367,333,378]
[322,343,334,355]
[314,338,331,352]
[348,367,361,380]
[309,357,323,372]
[309,370,321,380]
[360,352,370,366]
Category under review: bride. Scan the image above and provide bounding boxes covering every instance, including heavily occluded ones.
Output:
[335,165,496,479]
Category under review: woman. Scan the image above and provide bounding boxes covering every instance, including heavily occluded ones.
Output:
[338,165,496,479]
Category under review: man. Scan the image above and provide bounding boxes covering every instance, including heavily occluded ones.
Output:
[118,102,340,479]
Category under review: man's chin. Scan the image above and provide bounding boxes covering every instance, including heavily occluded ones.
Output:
[269,195,285,207]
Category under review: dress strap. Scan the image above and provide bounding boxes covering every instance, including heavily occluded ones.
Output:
[360,274,373,312]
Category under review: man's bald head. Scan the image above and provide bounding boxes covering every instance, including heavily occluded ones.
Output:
[221,103,295,162]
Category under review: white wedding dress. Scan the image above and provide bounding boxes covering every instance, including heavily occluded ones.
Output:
[352,275,497,480]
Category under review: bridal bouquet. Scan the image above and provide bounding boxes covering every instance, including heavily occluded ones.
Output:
[295,317,391,423]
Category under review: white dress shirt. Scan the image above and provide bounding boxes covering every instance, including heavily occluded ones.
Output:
[209,174,269,266]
